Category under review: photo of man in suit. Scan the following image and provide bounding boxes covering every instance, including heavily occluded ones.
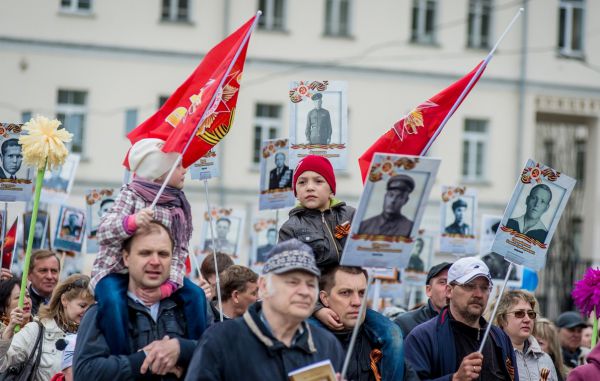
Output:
[305,93,332,145]
[256,228,277,263]
[268,152,293,190]
[204,217,236,256]
[406,237,425,272]
[358,174,415,237]
[0,139,23,180]
[506,184,552,243]
[444,198,471,235]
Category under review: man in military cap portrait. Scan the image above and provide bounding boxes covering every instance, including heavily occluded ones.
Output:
[358,174,415,237]
[444,198,471,235]
[305,92,332,145]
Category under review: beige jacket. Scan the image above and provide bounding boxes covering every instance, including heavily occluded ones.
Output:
[0,318,66,381]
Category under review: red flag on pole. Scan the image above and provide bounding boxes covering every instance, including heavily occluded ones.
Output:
[358,61,487,182]
[126,14,258,167]
[2,219,17,270]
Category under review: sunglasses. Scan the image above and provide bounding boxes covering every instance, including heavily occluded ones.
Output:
[506,309,537,319]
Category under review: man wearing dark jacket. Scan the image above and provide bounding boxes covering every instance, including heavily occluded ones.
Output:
[405,257,518,381]
[74,222,205,380]
[395,262,452,337]
[184,239,345,381]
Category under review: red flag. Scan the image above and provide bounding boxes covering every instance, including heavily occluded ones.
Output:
[2,219,17,270]
[127,15,257,167]
[358,61,486,182]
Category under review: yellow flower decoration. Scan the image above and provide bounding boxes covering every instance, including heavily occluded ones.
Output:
[19,116,73,171]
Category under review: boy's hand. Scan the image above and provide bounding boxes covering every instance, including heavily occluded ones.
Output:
[135,208,154,228]
[137,287,162,306]
[314,307,343,331]
[199,277,213,300]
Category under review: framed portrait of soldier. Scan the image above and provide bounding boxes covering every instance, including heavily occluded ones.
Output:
[200,207,245,262]
[479,252,523,287]
[403,231,434,287]
[490,159,576,270]
[54,206,86,253]
[288,81,348,170]
[41,154,80,204]
[479,214,501,255]
[250,217,278,270]
[85,188,116,253]
[259,139,295,210]
[0,123,35,202]
[189,148,219,181]
[439,186,478,256]
[341,154,440,269]
[22,211,51,250]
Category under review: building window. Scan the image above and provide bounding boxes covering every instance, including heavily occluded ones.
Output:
[125,109,138,136]
[543,139,555,168]
[558,0,585,57]
[575,139,585,181]
[21,111,32,124]
[324,0,352,37]
[461,119,488,181]
[161,0,190,22]
[467,0,492,49]
[158,95,170,109]
[60,0,93,13]
[257,0,286,31]
[411,0,437,44]
[56,89,87,154]
[253,104,281,164]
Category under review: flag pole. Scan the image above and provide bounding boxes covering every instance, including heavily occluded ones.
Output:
[420,7,524,155]
[150,11,262,208]
[0,202,7,257]
[203,179,223,322]
[478,261,514,353]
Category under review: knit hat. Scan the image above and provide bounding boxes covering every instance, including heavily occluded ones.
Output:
[292,155,336,196]
[128,138,179,180]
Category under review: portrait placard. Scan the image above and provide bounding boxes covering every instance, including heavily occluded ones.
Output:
[54,206,86,253]
[480,252,524,287]
[403,232,434,287]
[200,207,245,261]
[0,123,35,202]
[479,214,501,255]
[85,189,117,253]
[341,154,440,269]
[289,81,348,170]
[439,186,478,256]
[23,211,51,250]
[259,139,295,210]
[41,154,80,204]
[490,159,576,270]
[250,217,278,268]
[189,148,219,181]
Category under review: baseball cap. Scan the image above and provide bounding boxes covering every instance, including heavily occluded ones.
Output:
[262,240,320,277]
[556,311,587,329]
[387,175,415,192]
[447,257,492,285]
[426,262,452,285]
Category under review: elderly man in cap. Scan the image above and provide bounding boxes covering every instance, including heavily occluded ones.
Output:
[184,239,344,381]
[394,262,452,337]
[445,198,471,235]
[305,92,332,145]
[556,311,591,372]
[359,175,415,237]
[405,257,518,381]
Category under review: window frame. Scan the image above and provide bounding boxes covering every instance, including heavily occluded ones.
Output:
[56,89,88,156]
[461,118,489,183]
[59,0,94,15]
[466,0,493,49]
[252,103,282,165]
[160,0,192,23]
[558,0,585,58]
[410,0,438,45]
[257,0,287,32]
[324,0,353,37]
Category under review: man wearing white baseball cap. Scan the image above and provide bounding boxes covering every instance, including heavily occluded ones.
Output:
[405,257,518,381]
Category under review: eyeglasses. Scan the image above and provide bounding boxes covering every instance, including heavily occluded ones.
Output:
[455,283,491,293]
[506,309,537,319]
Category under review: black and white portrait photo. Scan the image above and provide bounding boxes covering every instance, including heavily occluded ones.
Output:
[0,124,35,202]
[0,139,23,180]
[268,152,293,190]
[439,186,478,255]
[444,198,471,235]
[305,93,332,145]
[201,209,245,260]
[54,206,86,253]
[506,183,554,243]
[41,154,80,204]
[23,211,51,250]
[259,139,295,210]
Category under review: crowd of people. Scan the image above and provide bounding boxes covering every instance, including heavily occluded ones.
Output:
[0,139,597,380]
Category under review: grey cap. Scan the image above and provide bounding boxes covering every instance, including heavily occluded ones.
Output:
[262,241,320,277]
[387,174,415,192]
[556,311,587,329]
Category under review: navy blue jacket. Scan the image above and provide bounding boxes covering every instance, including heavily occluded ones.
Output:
[404,307,518,381]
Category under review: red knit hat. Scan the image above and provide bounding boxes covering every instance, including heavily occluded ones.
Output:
[292,155,336,196]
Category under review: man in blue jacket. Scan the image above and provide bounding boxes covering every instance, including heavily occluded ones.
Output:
[405,257,518,381]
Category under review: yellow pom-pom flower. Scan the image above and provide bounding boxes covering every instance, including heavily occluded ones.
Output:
[19,116,73,171]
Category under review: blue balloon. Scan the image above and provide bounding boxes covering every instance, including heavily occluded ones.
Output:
[521,268,538,291]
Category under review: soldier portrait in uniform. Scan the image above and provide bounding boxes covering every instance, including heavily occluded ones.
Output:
[268,152,293,190]
[358,174,415,237]
[203,217,237,256]
[305,93,332,145]
[444,198,471,235]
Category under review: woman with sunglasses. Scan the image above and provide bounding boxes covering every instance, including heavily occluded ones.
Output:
[0,274,94,380]
[0,278,33,341]
[494,290,559,381]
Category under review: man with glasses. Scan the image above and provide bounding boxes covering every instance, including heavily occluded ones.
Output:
[404,257,518,381]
